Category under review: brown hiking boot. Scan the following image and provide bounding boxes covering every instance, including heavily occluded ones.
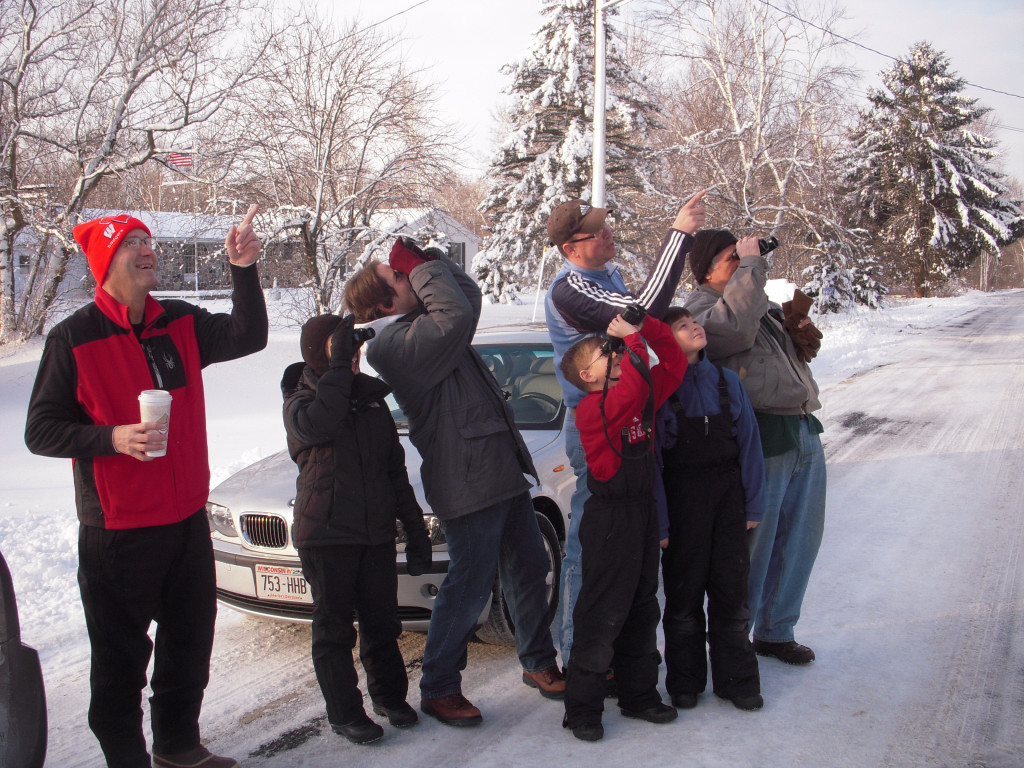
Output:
[522,665,566,700]
[152,746,240,768]
[420,693,483,726]
[752,639,815,665]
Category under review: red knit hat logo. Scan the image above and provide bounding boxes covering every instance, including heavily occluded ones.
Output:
[72,214,151,287]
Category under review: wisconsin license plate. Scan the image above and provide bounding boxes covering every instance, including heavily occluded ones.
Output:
[254,564,313,604]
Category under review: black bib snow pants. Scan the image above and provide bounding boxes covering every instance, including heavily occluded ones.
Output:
[660,368,760,699]
[565,428,663,727]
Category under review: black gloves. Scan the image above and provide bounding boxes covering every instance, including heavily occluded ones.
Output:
[329,315,357,368]
[405,527,433,577]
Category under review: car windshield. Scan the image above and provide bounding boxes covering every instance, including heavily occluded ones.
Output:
[384,342,565,432]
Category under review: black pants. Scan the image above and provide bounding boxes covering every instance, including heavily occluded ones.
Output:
[77,510,216,768]
[661,465,759,699]
[565,462,662,728]
[298,542,407,725]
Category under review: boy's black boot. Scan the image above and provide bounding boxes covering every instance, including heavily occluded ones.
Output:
[373,701,419,727]
[716,692,764,711]
[563,713,604,742]
[620,702,678,724]
[671,692,699,709]
[331,713,384,744]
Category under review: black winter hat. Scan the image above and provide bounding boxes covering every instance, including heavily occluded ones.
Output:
[689,229,738,284]
[300,314,342,375]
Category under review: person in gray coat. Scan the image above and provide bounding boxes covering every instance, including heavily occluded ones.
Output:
[683,229,826,666]
[343,238,564,726]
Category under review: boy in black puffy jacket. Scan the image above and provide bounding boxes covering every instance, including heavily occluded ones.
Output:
[282,314,432,746]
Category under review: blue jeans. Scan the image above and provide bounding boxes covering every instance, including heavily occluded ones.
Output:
[420,492,557,698]
[555,410,591,665]
[747,418,826,643]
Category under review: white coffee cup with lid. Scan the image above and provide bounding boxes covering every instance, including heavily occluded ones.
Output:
[138,390,172,457]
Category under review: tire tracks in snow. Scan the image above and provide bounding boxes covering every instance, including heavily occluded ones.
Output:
[820,293,1024,767]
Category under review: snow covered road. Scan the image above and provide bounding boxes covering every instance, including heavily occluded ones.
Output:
[812,294,1024,768]
[196,291,1024,767]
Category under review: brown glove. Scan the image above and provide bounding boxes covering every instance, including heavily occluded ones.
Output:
[781,289,823,363]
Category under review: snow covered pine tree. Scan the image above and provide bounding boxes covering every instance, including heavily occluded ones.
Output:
[475,0,658,302]
[841,42,1024,297]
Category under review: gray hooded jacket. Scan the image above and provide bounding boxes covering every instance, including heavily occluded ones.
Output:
[683,254,820,416]
[366,258,538,520]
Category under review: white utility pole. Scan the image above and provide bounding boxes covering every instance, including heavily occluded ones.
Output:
[592,0,632,207]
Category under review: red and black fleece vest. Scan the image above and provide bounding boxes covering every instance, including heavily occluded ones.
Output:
[26,271,266,529]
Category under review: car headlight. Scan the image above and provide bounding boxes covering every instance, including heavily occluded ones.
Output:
[396,514,445,547]
[206,502,238,537]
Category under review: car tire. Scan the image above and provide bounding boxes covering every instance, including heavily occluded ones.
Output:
[474,511,561,646]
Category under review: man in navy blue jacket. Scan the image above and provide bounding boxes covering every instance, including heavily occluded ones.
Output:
[543,192,706,665]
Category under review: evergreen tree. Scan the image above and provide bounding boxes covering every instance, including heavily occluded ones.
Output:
[802,241,856,314]
[802,238,886,314]
[475,0,659,302]
[842,42,1024,297]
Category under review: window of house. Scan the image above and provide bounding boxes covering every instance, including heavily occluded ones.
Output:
[449,242,466,269]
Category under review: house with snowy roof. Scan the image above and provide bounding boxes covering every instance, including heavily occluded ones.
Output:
[14,207,479,298]
[368,208,479,271]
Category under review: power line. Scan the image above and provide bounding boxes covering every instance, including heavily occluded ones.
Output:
[360,0,432,33]
[621,5,1024,138]
[753,0,1024,101]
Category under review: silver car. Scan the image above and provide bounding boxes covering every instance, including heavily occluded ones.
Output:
[206,325,575,644]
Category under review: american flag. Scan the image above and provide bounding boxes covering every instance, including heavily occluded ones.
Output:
[168,152,193,168]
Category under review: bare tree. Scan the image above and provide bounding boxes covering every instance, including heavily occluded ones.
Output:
[430,173,489,240]
[232,10,455,318]
[1,0,272,342]
[1,0,96,340]
[642,0,861,286]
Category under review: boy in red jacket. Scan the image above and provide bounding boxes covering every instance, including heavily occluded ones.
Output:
[557,309,687,741]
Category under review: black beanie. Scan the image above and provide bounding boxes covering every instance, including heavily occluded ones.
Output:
[689,229,738,284]
[300,314,342,375]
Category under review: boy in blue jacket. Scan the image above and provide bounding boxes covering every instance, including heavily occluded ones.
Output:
[656,307,765,712]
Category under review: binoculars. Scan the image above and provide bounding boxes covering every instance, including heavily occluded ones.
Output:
[759,236,779,255]
[602,303,647,354]
[352,326,376,346]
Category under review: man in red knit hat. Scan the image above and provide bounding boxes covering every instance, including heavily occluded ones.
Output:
[25,207,268,768]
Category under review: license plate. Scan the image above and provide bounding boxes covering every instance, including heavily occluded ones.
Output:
[254,564,313,604]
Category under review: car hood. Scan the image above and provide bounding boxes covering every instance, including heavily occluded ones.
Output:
[209,428,564,517]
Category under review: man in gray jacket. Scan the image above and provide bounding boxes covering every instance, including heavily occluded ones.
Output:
[343,239,564,726]
[683,230,825,666]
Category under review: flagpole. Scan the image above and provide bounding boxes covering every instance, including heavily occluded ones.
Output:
[192,143,199,298]
[593,0,632,207]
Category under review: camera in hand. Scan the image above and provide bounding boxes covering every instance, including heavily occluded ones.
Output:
[758,236,779,255]
[352,326,375,345]
[601,303,647,354]
[621,303,646,326]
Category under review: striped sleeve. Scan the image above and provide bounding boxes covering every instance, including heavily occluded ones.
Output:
[550,229,692,334]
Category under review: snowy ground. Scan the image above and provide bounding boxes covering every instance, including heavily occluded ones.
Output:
[2,286,1023,767]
